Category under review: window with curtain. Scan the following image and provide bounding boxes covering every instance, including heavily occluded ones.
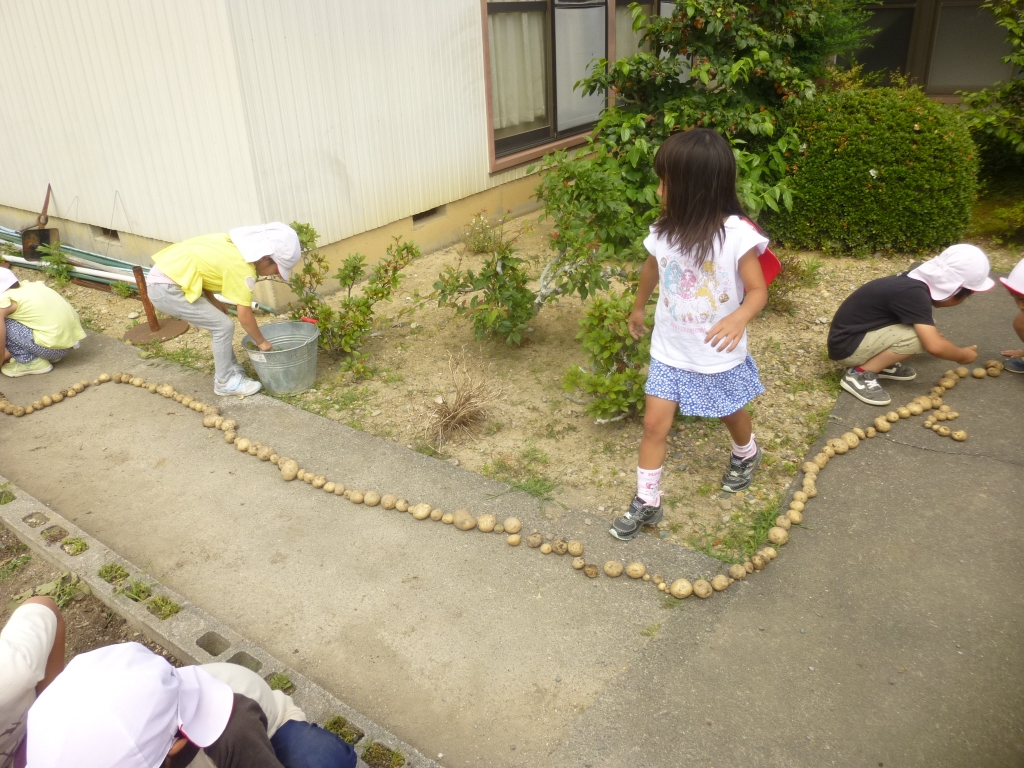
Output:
[487,0,608,157]
[615,1,653,59]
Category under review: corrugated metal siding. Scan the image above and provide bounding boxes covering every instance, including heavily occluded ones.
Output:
[0,0,262,243]
[223,0,530,245]
[0,1,534,247]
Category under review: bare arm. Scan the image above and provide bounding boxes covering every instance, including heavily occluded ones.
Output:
[704,249,767,353]
[915,323,977,364]
[628,255,660,340]
[0,299,16,361]
[203,290,229,315]
[236,305,271,351]
[22,596,65,695]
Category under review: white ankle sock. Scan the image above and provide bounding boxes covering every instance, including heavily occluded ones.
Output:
[731,435,757,460]
[637,466,662,505]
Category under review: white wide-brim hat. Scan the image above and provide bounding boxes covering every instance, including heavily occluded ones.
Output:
[0,266,18,293]
[229,222,301,281]
[999,258,1024,296]
[907,243,995,301]
[27,642,234,768]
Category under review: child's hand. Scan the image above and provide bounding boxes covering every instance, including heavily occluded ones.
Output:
[628,308,649,340]
[1002,349,1024,358]
[959,345,978,364]
[704,313,747,353]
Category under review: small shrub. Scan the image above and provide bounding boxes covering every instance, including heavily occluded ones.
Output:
[118,579,152,603]
[0,554,31,583]
[323,715,364,745]
[98,562,130,584]
[562,291,651,420]
[60,537,89,556]
[766,252,823,313]
[148,595,182,620]
[770,84,978,253]
[111,281,135,298]
[426,358,498,446]
[463,213,502,254]
[0,482,14,504]
[265,672,295,693]
[37,241,72,286]
[362,742,405,768]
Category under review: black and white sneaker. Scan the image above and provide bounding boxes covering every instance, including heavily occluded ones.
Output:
[609,496,663,541]
[840,368,891,406]
[877,361,917,381]
[721,446,762,493]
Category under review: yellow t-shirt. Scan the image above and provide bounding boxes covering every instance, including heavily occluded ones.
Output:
[151,233,257,306]
[0,281,86,349]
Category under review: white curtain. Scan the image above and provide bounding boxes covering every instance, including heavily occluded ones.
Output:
[488,10,549,133]
[615,4,651,60]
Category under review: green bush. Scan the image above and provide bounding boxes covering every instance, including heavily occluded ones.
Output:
[769,85,978,253]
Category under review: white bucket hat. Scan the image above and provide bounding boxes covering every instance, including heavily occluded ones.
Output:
[0,266,18,293]
[907,244,995,301]
[999,258,1024,297]
[229,222,302,281]
[27,643,233,768]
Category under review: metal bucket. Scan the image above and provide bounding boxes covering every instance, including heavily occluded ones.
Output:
[242,321,319,396]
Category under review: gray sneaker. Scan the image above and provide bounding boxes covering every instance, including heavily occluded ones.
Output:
[609,496,663,541]
[878,361,916,381]
[840,368,891,405]
[721,446,762,493]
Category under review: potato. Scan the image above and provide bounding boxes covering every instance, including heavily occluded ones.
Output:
[923,419,934,428]
[952,430,967,442]
[931,424,941,432]
[787,508,804,524]
[99,373,111,383]
[917,396,933,411]
[376,494,395,509]
[540,543,552,554]
[235,438,251,453]
[935,412,947,421]
[2,404,13,415]
[507,534,522,546]
[896,407,911,419]
[955,366,969,378]
[31,400,42,411]
[885,411,899,423]
[853,427,866,440]
[39,395,52,407]
[767,526,789,545]
[789,500,805,513]
[349,490,365,504]
[572,556,586,570]
[280,459,299,481]
[947,411,958,420]
[603,561,624,578]
[813,453,829,469]
[643,574,651,581]
[930,387,944,396]
[120,374,131,383]
[626,562,646,579]
[775,515,792,530]
[453,508,477,531]
[669,579,692,599]
[182,395,194,406]
[693,579,713,599]
[247,444,258,456]
[907,402,923,416]
[744,561,754,573]
[584,564,599,579]
[939,377,957,390]
[843,432,860,448]
[334,484,346,496]
[65,389,76,398]
[395,499,409,512]
[219,420,237,432]
[364,491,381,507]
[546,539,565,555]
[412,503,432,520]
[128,379,141,389]
[728,564,747,580]
[792,491,808,504]
[203,414,219,428]
[477,513,497,532]
[650,574,664,586]
[23,406,33,415]
[931,397,942,408]
[873,418,891,433]
[147,383,157,393]
[312,475,327,489]
[567,540,583,557]
[503,517,522,534]
[711,574,730,592]
[985,359,1004,371]
[802,462,819,475]
[987,366,1002,377]
[937,426,951,437]
[751,554,766,570]
[762,547,777,560]
[430,507,444,521]
[943,369,957,380]
[824,446,836,458]
[223,431,237,444]
[324,482,336,494]
[865,426,876,438]
[832,441,848,455]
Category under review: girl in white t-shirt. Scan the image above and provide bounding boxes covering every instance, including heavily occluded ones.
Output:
[611,129,770,541]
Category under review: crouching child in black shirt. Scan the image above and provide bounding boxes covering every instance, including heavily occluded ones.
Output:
[827,244,994,406]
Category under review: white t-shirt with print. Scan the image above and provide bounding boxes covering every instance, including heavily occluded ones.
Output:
[1,603,58,768]
[644,216,769,374]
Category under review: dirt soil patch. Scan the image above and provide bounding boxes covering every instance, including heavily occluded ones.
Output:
[5,224,1018,562]
[0,521,181,665]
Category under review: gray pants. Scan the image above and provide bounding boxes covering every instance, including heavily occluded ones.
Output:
[147,283,239,382]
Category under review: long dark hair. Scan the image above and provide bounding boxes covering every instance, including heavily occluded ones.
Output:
[652,129,745,267]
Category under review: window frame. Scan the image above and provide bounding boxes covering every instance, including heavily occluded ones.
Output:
[482,0,620,172]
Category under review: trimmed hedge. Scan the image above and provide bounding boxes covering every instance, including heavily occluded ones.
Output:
[769,86,978,254]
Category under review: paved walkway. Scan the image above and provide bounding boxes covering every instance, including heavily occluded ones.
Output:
[1,287,1021,767]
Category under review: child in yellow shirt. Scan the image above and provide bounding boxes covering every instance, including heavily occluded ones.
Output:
[0,268,86,377]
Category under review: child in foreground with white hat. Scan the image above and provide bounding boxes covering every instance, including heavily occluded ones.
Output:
[26,642,356,768]
[0,267,86,378]
[998,258,1024,374]
[827,244,993,406]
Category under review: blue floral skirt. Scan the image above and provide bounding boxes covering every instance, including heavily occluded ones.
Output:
[645,355,765,418]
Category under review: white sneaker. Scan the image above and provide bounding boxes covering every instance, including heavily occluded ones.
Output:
[214,370,262,397]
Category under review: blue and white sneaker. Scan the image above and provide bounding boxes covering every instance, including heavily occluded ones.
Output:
[721,446,762,493]
[214,370,262,397]
[609,496,663,541]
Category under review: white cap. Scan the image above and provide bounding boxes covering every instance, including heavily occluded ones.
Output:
[999,258,1024,297]
[228,222,302,281]
[0,266,18,293]
[27,643,234,768]
[907,244,995,301]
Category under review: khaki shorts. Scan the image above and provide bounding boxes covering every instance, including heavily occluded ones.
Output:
[839,324,924,367]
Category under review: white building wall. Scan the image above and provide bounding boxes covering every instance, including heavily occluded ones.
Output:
[0,0,530,250]
[0,0,263,244]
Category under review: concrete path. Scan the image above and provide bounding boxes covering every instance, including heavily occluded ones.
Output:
[2,286,1022,767]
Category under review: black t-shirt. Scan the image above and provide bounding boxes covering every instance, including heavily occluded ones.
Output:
[827,274,935,360]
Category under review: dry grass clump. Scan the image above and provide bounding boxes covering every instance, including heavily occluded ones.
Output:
[426,357,499,446]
